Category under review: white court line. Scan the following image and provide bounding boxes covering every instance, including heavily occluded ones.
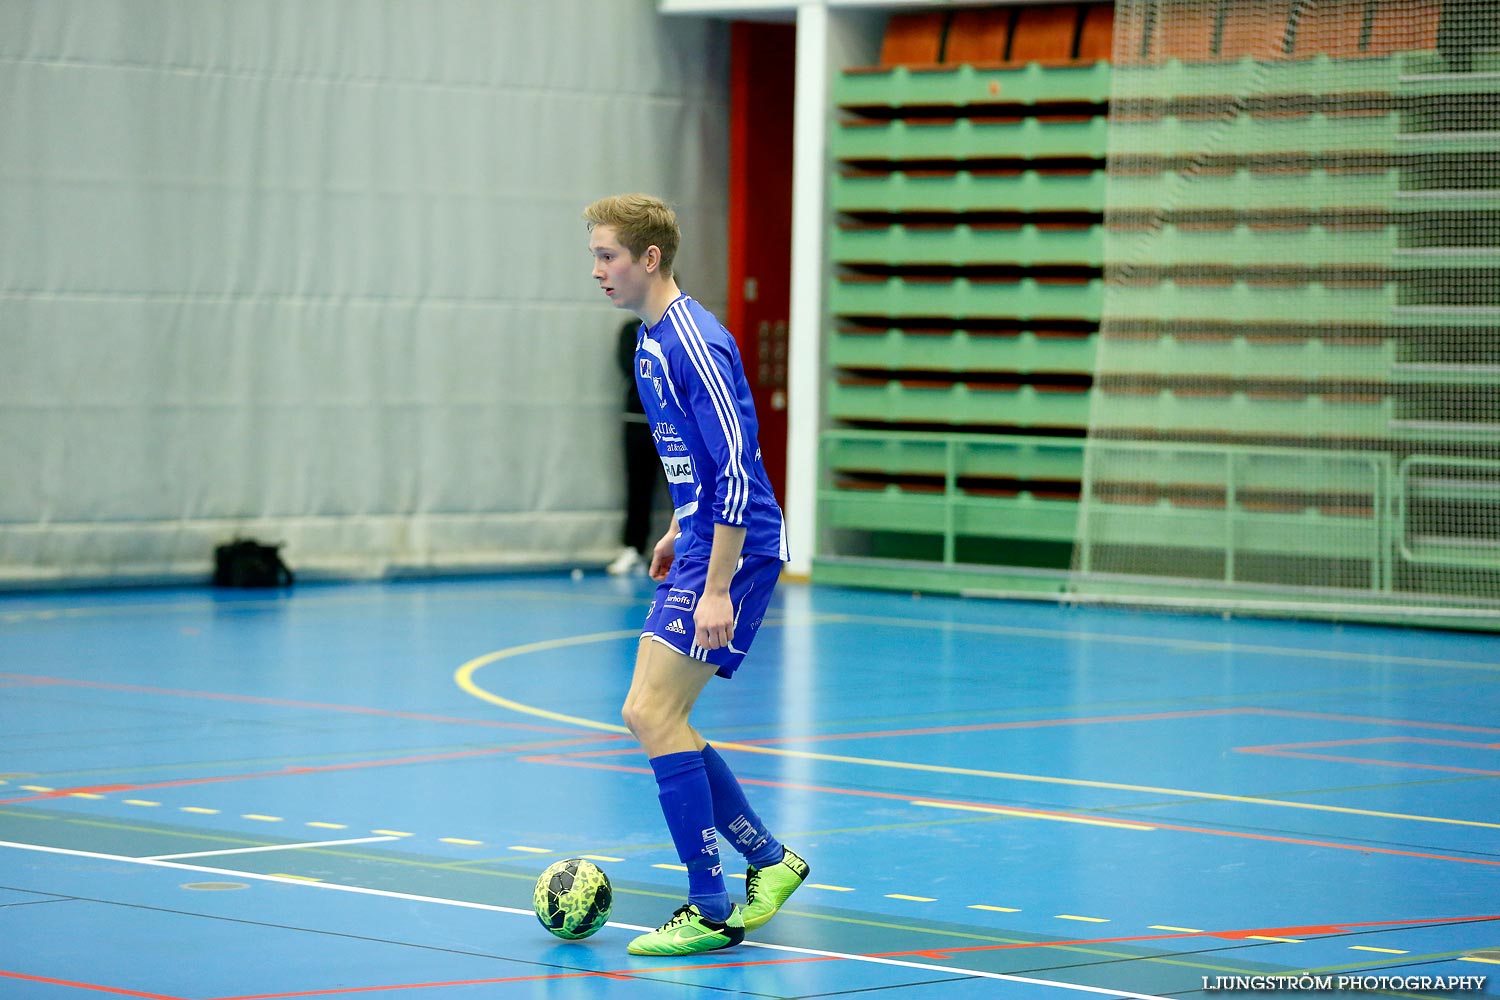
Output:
[0,838,1167,999]
[143,835,399,860]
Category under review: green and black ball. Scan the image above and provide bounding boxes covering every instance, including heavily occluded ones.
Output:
[533,858,612,940]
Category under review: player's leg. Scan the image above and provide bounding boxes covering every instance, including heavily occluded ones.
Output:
[622,638,744,955]
[672,552,809,933]
[696,738,810,931]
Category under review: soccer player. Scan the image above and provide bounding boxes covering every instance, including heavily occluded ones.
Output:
[584,194,810,956]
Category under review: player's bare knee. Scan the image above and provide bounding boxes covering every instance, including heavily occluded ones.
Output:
[621,695,660,744]
[623,697,683,751]
[620,698,643,739]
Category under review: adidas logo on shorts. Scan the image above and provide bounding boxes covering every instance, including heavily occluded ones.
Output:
[665,618,688,635]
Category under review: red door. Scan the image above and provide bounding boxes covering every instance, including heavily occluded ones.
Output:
[727,20,796,504]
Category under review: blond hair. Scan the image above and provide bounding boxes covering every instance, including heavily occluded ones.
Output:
[583,193,680,277]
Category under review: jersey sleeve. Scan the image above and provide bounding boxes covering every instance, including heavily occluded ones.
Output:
[666,320,757,528]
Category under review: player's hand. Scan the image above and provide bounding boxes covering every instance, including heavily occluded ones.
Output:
[649,529,677,582]
[694,591,735,650]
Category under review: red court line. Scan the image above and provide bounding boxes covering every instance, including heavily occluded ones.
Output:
[0,969,189,1000]
[1237,736,1500,777]
[526,707,1500,759]
[198,915,1500,998]
[1248,709,1500,736]
[0,735,627,806]
[878,914,1500,958]
[1245,737,1499,751]
[0,672,576,734]
[209,956,833,999]
[723,706,1500,747]
[521,753,1500,868]
[1239,751,1500,778]
[724,708,1262,744]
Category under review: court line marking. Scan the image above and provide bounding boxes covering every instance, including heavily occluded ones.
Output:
[456,638,1500,833]
[0,838,1172,999]
[142,837,400,861]
[726,708,1500,746]
[455,630,639,733]
[0,670,586,735]
[881,915,1500,958]
[1237,736,1500,777]
[818,612,1500,674]
[523,752,1500,867]
[721,744,1500,831]
[0,968,188,1000]
[0,735,625,807]
[0,584,643,628]
[912,800,1156,831]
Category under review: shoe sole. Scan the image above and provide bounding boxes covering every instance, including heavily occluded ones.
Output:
[626,933,739,956]
[627,909,745,955]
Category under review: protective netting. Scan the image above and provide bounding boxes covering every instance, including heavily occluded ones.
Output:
[1073,0,1500,622]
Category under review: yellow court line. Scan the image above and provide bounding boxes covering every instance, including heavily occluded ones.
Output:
[456,630,637,734]
[726,745,1500,831]
[912,800,1155,831]
[1350,946,1408,955]
[456,633,1500,832]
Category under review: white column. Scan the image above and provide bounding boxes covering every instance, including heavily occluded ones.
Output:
[784,0,830,577]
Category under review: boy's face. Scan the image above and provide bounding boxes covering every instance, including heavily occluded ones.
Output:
[589,225,654,317]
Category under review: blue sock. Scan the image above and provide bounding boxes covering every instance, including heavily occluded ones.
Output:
[701,743,784,870]
[650,751,731,921]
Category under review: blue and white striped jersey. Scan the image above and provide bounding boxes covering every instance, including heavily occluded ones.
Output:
[633,294,788,562]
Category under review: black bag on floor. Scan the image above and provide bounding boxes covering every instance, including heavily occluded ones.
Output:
[213,539,294,588]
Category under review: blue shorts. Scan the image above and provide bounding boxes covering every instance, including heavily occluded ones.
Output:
[641,553,783,678]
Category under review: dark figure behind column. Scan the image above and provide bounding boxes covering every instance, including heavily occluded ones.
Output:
[610,318,659,575]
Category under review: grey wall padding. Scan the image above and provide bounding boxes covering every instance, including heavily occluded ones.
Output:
[0,1,730,585]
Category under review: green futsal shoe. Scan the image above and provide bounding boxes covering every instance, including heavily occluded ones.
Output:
[626,903,745,956]
[742,847,810,931]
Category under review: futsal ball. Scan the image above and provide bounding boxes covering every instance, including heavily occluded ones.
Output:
[533,858,612,940]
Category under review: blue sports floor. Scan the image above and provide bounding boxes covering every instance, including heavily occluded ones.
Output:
[1,574,1498,999]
